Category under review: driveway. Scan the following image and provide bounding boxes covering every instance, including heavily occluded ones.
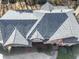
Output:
[0,46,58,59]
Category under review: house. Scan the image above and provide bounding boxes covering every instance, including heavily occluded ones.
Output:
[0,2,79,59]
[0,7,78,49]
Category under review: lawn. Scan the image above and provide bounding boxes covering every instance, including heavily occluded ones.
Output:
[57,46,76,59]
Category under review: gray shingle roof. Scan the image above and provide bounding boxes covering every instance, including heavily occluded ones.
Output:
[63,37,78,43]
[0,20,37,44]
[29,13,68,39]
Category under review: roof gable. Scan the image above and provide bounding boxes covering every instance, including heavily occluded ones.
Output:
[41,2,54,11]
[4,28,29,46]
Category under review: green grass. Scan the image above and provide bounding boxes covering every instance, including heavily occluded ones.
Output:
[57,46,75,59]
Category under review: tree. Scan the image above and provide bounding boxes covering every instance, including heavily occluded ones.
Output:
[1,0,8,4]
[9,0,16,4]
[37,0,47,4]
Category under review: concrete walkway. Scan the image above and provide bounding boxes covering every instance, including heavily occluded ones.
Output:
[50,46,58,59]
[50,50,58,59]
